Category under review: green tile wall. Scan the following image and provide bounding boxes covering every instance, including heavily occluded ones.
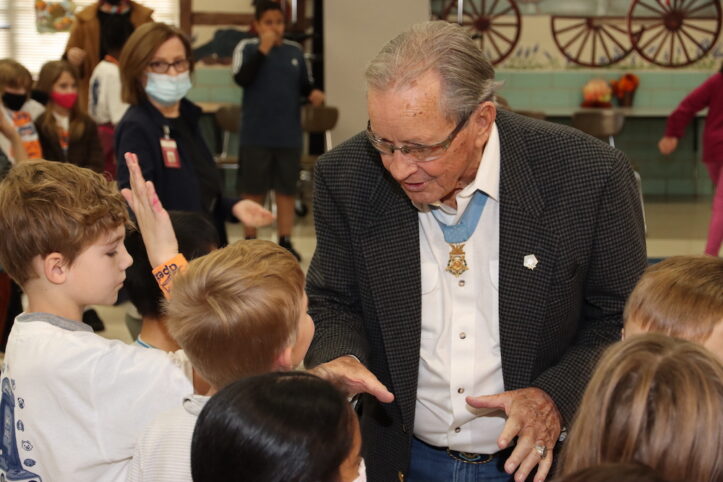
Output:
[500,70,715,196]
[496,70,711,111]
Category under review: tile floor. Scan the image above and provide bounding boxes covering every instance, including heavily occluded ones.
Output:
[88,195,712,344]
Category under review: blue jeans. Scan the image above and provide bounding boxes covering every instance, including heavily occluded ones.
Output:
[407,437,513,482]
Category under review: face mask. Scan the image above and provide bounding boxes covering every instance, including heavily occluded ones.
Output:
[145,71,192,106]
[2,92,27,111]
[50,91,78,110]
[352,458,367,482]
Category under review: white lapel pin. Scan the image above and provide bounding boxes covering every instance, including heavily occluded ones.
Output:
[524,254,538,270]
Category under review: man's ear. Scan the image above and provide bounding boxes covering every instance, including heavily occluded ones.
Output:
[273,345,294,371]
[42,252,69,285]
[472,101,497,150]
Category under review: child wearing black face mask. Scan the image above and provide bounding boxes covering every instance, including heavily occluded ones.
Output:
[0,59,44,162]
[34,60,103,173]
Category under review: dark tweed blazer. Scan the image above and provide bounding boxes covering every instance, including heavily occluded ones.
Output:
[305,110,647,481]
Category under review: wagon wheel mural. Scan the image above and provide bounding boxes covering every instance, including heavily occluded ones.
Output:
[551,15,635,67]
[628,0,722,67]
[438,0,523,65]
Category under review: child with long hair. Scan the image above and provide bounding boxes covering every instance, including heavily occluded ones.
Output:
[34,60,103,173]
[557,334,723,482]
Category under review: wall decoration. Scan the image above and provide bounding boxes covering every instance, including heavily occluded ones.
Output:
[431,0,723,70]
[34,0,76,33]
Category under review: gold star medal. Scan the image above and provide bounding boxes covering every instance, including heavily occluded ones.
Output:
[446,243,469,277]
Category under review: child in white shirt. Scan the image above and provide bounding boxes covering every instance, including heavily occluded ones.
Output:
[0,160,193,481]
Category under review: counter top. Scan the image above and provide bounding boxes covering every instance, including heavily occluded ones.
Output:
[540,107,707,118]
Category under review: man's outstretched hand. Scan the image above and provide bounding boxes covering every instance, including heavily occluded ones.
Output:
[467,387,562,482]
[310,356,395,403]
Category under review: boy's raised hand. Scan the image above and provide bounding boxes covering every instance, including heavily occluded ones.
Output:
[120,152,179,268]
[232,199,275,227]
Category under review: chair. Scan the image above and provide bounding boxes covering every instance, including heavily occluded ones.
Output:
[572,109,646,231]
[296,104,339,216]
[214,104,241,166]
[571,109,624,148]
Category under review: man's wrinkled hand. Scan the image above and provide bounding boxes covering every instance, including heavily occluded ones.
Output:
[309,356,394,403]
[467,387,562,482]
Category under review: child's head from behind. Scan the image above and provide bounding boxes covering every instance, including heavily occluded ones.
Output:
[558,334,723,482]
[0,59,33,111]
[191,371,363,482]
[623,255,723,360]
[0,160,130,297]
[165,240,313,389]
[124,211,219,321]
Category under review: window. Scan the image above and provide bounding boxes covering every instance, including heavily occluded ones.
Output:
[0,0,179,75]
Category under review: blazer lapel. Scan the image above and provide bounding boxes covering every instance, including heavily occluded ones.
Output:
[362,168,421,427]
[497,112,560,390]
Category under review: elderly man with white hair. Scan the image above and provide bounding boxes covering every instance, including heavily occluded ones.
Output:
[306,21,646,482]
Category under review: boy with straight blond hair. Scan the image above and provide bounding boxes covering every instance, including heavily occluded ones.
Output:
[127,240,314,481]
[123,154,314,481]
[0,160,193,482]
[623,255,723,361]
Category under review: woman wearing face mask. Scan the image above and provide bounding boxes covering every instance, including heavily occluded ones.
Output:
[116,22,270,245]
[34,61,104,172]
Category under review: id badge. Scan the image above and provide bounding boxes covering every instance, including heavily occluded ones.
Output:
[160,137,181,168]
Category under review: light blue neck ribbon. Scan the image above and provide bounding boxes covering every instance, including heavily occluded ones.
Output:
[431,190,488,243]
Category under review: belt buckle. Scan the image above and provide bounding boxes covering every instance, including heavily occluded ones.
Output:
[445,449,494,464]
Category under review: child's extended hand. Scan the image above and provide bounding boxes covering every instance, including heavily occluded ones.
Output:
[232,199,275,227]
[658,136,678,155]
[120,152,179,267]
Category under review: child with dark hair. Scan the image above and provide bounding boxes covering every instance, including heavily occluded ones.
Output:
[231,0,325,260]
[123,210,219,350]
[89,13,135,178]
[191,371,365,482]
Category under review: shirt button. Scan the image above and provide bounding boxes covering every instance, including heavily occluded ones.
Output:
[457,387,465,394]
[459,332,467,339]
[454,427,461,433]
[458,280,465,287]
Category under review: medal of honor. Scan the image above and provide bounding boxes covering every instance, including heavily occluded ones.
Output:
[432,190,488,277]
[446,243,468,277]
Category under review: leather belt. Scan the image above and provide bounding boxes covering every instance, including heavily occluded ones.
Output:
[415,437,512,465]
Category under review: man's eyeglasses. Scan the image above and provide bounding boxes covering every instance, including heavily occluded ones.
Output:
[366,114,471,163]
[148,59,191,74]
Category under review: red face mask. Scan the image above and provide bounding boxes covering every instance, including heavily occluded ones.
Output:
[50,91,78,110]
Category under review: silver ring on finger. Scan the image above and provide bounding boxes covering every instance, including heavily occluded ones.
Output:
[534,444,547,459]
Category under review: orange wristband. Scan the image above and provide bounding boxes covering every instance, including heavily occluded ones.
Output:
[152,253,188,298]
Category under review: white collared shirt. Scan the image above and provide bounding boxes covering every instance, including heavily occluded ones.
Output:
[414,123,505,453]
